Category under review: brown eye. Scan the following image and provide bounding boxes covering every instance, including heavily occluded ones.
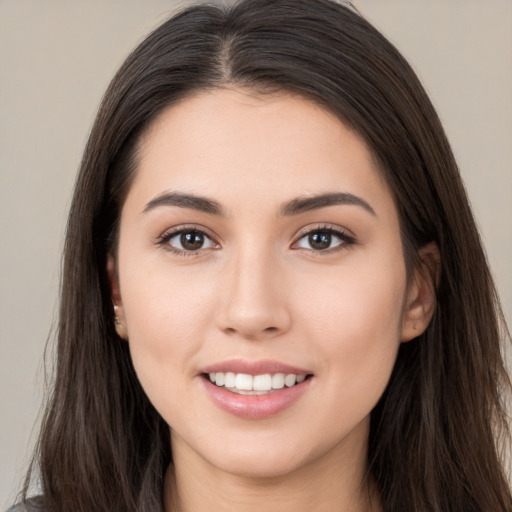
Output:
[308,232,332,250]
[163,229,216,253]
[181,232,205,250]
[294,227,354,252]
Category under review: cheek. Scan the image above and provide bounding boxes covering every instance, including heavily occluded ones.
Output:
[296,251,406,399]
[119,258,219,398]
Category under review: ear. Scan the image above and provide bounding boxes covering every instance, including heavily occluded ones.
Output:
[401,242,440,342]
[107,254,129,340]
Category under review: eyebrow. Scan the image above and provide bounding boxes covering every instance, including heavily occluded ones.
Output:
[143,191,376,217]
[143,192,223,215]
[280,192,376,217]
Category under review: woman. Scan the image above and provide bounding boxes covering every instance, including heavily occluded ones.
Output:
[11,0,511,510]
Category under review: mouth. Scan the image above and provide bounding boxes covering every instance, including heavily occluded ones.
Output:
[203,371,313,395]
[199,359,314,418]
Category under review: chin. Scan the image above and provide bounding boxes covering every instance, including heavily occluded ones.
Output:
[216,454,306,480]
[202,433,322,480]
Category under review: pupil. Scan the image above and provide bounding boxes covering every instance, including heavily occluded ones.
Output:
[309,232,331,250]
[181,232,204,250]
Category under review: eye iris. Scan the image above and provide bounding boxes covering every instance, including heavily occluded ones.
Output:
[309,232,331,250]
[180,232,204,250]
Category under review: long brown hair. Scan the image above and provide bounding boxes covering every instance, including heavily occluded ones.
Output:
[22,0,511,510]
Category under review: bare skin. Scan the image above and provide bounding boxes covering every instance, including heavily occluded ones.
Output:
[109,89,437,512]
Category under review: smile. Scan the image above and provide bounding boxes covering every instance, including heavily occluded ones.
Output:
[206,372,308,395]
[200,363,313,419]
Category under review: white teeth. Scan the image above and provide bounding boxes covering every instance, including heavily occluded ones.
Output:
[284,374,297,387]
[272,373,285,389]
[207,371,308,393]
[224,372,236,388]
[253,374,272,391]
[235,373,253,390]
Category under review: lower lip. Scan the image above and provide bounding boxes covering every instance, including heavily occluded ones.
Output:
[201,376,312,420]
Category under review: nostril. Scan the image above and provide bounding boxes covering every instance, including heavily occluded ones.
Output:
[221,324,282,340]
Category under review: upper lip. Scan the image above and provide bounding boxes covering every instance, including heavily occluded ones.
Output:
[200,359,312,376]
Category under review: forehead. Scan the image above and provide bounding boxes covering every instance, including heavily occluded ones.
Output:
[127,88,395,218]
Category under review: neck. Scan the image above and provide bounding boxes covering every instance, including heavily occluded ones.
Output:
[163,424,380,512]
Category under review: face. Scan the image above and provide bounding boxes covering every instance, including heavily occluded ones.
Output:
[111,89,421,480]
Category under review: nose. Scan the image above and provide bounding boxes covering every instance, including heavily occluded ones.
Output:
[216,248,291,341]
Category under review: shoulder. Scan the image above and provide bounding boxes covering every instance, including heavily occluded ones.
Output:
[5,497,45,512]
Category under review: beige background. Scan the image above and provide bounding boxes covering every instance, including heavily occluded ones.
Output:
[1,0,511,506]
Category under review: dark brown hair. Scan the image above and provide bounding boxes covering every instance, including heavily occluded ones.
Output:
[21,0,511,510]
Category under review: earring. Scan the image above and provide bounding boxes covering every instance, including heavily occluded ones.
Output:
[113,305,128,339]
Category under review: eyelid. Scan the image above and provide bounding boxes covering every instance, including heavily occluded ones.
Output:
[156,224,220,255]
[291,224,356,253]
[294,223,355,240]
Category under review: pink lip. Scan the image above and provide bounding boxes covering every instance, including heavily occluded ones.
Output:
[200,358,312,376]
[201,377,312,419]
[199,359,313,420]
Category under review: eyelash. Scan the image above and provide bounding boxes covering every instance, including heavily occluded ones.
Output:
[156,224,356,257]
[156,225,218,257]
[292,225,356,254]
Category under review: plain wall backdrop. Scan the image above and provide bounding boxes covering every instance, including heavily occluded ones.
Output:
[1,0,511,506]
